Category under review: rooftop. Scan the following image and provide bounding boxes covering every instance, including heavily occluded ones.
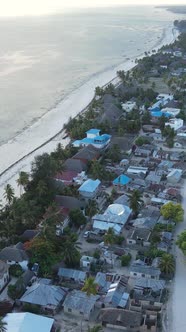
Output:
[78,179,101,193]
[63,290,99,314]
[113,174,131,186]
[130,264,161,277]
[20,283,67,307]
[3,313,54,332]
[99,308,142,328]
[86,129,100,134]
[58,268,86,282]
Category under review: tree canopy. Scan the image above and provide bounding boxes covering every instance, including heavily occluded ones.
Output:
[160,202,184,223]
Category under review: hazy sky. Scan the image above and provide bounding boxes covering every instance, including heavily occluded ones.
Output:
[0,0,185,17]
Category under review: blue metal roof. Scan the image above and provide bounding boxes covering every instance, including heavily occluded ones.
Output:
[79,179,101,193]
[113,174,131,186]
[151,111,171,118]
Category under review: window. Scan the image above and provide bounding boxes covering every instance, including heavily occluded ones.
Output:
[80,312,84,315]
[133,273,137,276]
[68,308,72,313]
[129,241,133,244]
[151,276,155,279]
[142,274,145,277]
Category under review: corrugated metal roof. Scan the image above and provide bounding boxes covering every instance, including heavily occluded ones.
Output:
[58,268,86,282]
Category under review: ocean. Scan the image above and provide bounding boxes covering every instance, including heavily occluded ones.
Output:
[0,6,182,145]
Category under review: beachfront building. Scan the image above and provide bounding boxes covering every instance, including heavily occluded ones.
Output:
[72,129,111,149]
[121,101,137,113]
[149,94,174,111]
[92,203,132,234]
[161,107,180,117]
[165,118,183,131]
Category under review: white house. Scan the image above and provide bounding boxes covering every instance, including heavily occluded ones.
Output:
[0,260,9,291]
[0,243,29,271]
[167,169,182,184]
[127,166,148,176]
[165,118,183,131]
[173,50,182,57]
[72,129,111,149]
[121,101,137,113]
[80,256,95,270]
[162,107,180,117]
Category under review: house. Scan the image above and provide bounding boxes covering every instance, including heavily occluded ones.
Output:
[114,194,130,207]
[78,179,101,199]
[104,276,129,308]
[161,107,180,117]
[72,129,111,149]
[0,261,9,291]
[3,312,54,332]
[64,158,87,173]
[63,290,99,320]
[121,101,137,113]
[150,197,170,206]
[113,174,131,190]
[127,166,148,176]
[120,159,130,167]
[132,217,157,230]
[99,103,123,126]
[133,278,165,295]
[92,203,132,234]
[72,145,100,164]
[145,171,162,185]
[167,169,182,184]
[165,118,183,131]
[0,243,29,271]
[20,282,67,314]
[173,50,182,57]
[99,308,143,331]
[58,268,87,283]
[134,147,152,158]
[54,170,78,186]
[127,228,151,247]
[55,195,86,211]
[130,264,161,280]
[80,256,95,270]
[94,272,113,293]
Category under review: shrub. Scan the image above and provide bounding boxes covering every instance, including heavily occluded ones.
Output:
[9,264,23,277]
[22,303,40,314]
[121,254,131,266]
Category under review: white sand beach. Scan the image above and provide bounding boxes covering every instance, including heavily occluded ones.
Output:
[0,23,179,201]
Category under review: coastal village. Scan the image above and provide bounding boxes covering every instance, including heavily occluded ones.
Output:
[0,19,186,332]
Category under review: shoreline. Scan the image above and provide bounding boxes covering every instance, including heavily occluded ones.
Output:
[0,23,179,200]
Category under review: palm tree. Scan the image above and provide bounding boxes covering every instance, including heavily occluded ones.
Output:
[104,228,116,246]
[85,200,98,218]
[88,325,103,332]
[0,317,7,332]
[62,239,81,267]
[129,189,143,217]
[3,184,14,205]
[82,277,98,296]
[159,254,175,275]
[16,171,29,196]
[36,180,48,197]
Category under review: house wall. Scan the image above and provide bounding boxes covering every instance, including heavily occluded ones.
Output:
[7,260,28,271]
[79,189,98,199]
[63,306,92,320]
[0,271,9,290]
[130,272,159,280]
[104,323,143,331]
